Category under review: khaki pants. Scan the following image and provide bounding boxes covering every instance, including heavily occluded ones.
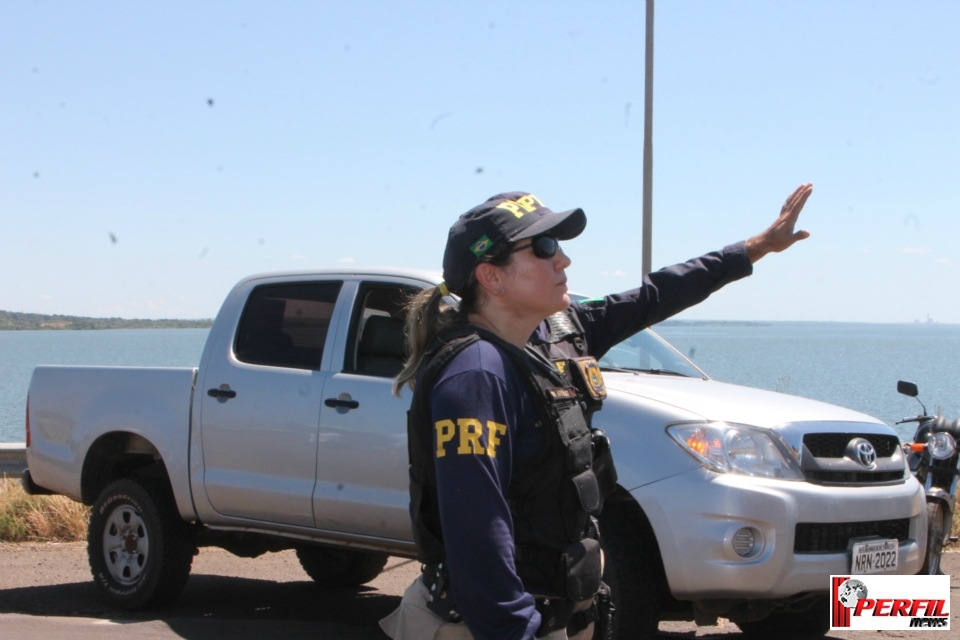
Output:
[380,578,593,640]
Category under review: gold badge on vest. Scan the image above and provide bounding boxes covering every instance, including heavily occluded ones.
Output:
[573,357,607,401]
[553,356,607,401]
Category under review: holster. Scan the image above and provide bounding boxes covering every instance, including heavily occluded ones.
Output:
[564,538,602,602]
[591,430,618,501]
[534,537,603,637]
[541,581,614,639]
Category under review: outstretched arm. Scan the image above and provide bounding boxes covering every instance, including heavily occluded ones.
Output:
[745,183,813,263]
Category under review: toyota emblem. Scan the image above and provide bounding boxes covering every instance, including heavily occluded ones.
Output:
[854,440,878,468]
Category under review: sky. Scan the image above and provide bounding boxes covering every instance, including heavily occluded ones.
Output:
[2,1,957,323]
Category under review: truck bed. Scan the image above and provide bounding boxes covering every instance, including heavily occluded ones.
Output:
[27,366,197,516]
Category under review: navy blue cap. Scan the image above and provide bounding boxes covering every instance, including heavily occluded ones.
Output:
[442,192,586,295]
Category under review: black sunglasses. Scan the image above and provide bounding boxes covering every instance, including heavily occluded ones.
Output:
[499,235,559,260]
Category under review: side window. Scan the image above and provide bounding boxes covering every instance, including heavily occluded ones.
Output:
[345,284,419,377]
[235,282,342,370]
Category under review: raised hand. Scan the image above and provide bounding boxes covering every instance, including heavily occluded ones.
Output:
[746,183,813,263]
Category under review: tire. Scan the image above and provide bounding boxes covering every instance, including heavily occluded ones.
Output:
[919,501,945,575]
[296,546,388,587]
[736,597,829,637]
[87,478,195,610]
[599,504,662,640]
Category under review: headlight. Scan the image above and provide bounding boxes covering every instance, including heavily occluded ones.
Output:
[667,422,804,480]
[927,432,957,460]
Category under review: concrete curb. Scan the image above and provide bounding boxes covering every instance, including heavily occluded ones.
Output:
[0,443,27,477]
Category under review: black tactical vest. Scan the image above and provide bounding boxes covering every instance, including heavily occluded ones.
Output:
[532,310,608,423]
[407,319,618,600]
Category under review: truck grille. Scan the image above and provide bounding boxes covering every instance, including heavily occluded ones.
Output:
[803,433,900,458]
[794,518,910,553]
[804,470,905,483]
[777,423,908,487]
[799,432,905,485]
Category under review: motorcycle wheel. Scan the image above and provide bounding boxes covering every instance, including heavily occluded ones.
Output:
[918,502,945,575]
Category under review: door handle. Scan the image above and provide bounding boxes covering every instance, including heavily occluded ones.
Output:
[324,398,359,410]
[207,388,237,399]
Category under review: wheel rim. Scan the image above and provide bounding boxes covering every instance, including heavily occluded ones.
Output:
[102,504,150,585]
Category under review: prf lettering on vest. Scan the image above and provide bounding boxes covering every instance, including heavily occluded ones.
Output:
[435,419,508,458]
[495,194,544,218]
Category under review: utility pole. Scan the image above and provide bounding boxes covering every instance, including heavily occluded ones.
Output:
[642,0,654,276]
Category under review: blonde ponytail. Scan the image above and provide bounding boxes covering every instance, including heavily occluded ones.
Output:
[393,286,457,396]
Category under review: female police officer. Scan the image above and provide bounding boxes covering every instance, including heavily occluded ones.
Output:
[380,186,812,640]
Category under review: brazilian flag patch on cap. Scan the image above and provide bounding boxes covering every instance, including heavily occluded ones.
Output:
[470,235,493,257]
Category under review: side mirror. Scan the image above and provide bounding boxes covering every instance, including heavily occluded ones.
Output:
[897,380,919,397]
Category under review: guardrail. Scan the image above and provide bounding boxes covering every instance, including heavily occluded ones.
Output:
[0,443,27,477]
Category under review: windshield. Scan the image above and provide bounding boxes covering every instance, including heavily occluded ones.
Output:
[597,328,707,379]
[568,293,706,378]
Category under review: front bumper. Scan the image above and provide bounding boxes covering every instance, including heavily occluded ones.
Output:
[633,468,927,600]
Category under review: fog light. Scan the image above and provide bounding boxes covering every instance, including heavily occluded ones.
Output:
[733,528,755,557]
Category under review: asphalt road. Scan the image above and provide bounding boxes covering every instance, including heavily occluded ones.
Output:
[0,542,957,639]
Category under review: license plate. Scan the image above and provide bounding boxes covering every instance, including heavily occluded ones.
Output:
[850,538,898,574]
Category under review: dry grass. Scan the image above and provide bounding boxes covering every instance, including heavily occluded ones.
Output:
[0,477,89,542]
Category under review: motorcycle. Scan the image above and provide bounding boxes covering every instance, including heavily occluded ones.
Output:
[896,380,960,575]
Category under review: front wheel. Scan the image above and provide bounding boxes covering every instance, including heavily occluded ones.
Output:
[87,479,195,609]
[598,504,662,640]
[919,501,945,575]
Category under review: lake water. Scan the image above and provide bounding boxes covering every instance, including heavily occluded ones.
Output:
[0,329,209,443]
[1,323,958,443]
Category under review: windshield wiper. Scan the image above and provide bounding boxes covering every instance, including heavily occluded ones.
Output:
[626,368,691,377]
[598,365,692,377]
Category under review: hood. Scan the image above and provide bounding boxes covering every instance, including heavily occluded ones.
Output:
[603,371,885,429]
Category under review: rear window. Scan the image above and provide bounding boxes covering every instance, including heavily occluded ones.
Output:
[234,282,342,370]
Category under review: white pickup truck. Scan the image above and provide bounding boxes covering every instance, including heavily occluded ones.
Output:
[23,268,926,638]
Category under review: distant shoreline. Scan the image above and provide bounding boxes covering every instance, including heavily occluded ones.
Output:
[0,310,213,331]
